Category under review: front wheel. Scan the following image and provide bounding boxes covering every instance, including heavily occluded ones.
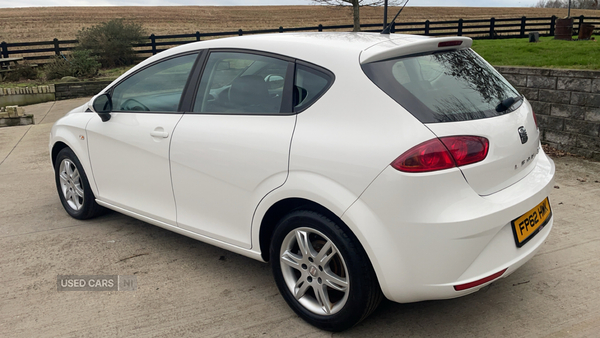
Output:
[270,210,383,331]
[55,147,104,220]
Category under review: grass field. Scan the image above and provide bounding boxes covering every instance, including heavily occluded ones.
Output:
[472,37,600,69]
[1,6,599,42]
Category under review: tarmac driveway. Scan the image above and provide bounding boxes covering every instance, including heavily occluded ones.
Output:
[1,98,599,337]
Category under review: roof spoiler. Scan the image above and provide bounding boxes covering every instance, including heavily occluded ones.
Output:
[360,36,473,64]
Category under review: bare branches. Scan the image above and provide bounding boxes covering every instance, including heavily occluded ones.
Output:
[312,0,403,32]
[534,0,599,9]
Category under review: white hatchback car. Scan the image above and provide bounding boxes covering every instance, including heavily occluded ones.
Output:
[50,32,555,331]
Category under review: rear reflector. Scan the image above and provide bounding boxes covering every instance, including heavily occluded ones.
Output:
[392,136,489,173]
[454,268,508,291]
[438,41,463,48]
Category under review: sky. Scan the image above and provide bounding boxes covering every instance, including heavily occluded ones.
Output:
[0,0,542,9]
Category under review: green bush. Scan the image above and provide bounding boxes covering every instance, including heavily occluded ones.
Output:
[70,50,101,78]
[43,50,101,80]
[3,62,38,82]
[44,56,73,80]
[77,19,146,68]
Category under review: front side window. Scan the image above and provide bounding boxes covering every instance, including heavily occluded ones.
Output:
[362,49,521,123]
[193,52,291,114]
[111,53,198,112]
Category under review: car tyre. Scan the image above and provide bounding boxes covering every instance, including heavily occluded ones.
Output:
[270,210,383,331]
[55,147,104,220]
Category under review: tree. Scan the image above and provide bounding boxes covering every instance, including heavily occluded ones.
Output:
[313,0,403,32]
[77,19,147,68]
[534,0,599,9]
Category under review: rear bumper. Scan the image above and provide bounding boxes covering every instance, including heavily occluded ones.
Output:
[342,149,555,303]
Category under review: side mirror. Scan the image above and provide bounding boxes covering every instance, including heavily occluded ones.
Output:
[92,93,113,122]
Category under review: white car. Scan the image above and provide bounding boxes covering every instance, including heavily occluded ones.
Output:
[50,32,555,331]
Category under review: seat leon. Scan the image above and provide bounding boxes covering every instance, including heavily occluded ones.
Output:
[50,32,555,331]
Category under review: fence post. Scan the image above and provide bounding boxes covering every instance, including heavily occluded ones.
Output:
[550,15,556,36]
[490,17,495,38]
[238,29,243,36]
[578,15,585,36]
[196,31,201,41]
[318,24,323,32]
[279,26,284,33]
[0,41,8,58]
[425,20,430,35]
[458,19,463,36]
[391,22,396,33]
[150,34,157,55]
[520,16,527,38]
[53,38,60,56]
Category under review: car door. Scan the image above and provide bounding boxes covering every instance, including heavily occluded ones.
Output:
[170,51,296,248]
[86,53,199,225]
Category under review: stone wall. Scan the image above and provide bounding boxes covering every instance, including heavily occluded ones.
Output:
[1,81,113,106]
[497,67,600,161]
[54,81,112,100]
[0,85,55,96]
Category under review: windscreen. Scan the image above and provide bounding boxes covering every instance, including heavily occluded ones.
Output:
[362,49,522,123]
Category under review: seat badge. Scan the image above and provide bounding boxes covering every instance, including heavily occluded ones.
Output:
[518,126,528,144]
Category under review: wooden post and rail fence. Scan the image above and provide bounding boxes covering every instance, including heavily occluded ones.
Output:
[1,15,599,64]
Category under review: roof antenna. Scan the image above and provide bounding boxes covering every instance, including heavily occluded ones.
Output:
[381,0,410,35]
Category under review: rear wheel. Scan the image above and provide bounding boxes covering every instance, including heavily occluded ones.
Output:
[270,210,382,331]
[55,147,103,220]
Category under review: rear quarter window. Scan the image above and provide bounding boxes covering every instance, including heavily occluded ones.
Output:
[294,63,334,113]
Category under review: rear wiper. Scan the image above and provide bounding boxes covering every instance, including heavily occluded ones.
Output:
[495,96,522,112]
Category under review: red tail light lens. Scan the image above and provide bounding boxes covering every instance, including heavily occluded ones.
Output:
[440,136,489,167]
[391,139,455,173]
[532,110,539,128]
[392,136,489,173]
[438,40,463,48]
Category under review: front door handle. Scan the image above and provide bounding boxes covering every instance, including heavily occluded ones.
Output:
[150,128,169,138]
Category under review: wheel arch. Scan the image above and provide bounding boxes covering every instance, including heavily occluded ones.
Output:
[258,197,373,271]
[51,141,69,167]
[50,133,98,198]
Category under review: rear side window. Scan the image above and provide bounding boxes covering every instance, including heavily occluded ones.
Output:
[193,52,291,114]
[362,49,521,123]
[294,64,334,112]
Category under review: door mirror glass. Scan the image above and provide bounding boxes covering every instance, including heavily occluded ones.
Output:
[93,93,113,122]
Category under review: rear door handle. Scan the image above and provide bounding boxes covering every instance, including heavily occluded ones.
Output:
[150,128,169,138]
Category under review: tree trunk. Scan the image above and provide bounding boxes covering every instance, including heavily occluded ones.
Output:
[352,0,361,32]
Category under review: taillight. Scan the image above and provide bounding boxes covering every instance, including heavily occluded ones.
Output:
[391,139,454,172]
[438,40,463,48]
[440,136,489,167]
[532,110,539,129]
[391,136,489,173]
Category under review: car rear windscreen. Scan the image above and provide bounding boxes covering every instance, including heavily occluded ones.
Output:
[362,49,522,123]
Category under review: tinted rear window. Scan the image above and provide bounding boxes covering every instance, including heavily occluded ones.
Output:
[362,49,522,123]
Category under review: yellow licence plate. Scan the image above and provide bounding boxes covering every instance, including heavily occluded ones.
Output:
[511,197,552,248]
